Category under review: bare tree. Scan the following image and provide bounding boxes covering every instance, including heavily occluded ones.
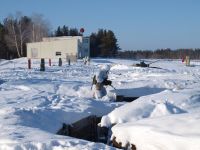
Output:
[17,13,32,56]
[4,12,32,57]
[4,15,21,57]
[31,14,51,42]
[3,12,51,58]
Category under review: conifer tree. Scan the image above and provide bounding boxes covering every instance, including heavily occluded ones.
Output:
[90,33,98,57]
[55,26,63,36]
[69,28,79,36]
[0,23,8,59]
[62,25,69,36]
[90,29,119,57]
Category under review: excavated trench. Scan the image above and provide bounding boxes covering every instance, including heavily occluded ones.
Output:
[56,87,166,149]
[56,97,139,149]
[57,115,109,144]
[56,114,138,149]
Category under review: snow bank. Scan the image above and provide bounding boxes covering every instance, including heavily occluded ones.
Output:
[100,87,200,127]
[111,112,200,150]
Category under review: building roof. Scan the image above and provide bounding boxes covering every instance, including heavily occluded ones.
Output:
[42,36,83,42]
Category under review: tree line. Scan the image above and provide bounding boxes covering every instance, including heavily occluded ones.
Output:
[54,25,81,37]
[0,12,119,59]
[117,48,200,59]
[0,13,50,59]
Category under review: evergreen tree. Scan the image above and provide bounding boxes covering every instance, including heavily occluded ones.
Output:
[55,26,63,36]
[90,33,98,57]
[62,25,69,36]
[90,29,119,57]
[54,26,80,37]
[101,30,118,57]
[69,28,79,36]
[0,22,8,59]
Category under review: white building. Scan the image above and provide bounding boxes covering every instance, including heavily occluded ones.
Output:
[27,36,90,61]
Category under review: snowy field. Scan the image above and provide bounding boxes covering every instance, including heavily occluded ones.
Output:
[0,58,200,150]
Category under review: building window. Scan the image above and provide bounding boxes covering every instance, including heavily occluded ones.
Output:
[56,52,61,56]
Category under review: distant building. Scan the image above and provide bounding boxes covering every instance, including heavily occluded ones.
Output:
[27,36,90,61]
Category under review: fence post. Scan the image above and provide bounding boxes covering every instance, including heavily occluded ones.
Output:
[68,59,71,66]
[49,59,51,66]
[28,59,31,69]
[59,58,62,66]
[40,58,45,71]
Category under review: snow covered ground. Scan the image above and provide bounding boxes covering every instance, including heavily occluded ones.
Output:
[0,58,200,150]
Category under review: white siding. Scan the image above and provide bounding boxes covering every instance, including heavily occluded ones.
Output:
[27,36,89,60]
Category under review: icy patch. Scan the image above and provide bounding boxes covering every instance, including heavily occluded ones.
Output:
[110,64,129,70]
[15,85,31,91]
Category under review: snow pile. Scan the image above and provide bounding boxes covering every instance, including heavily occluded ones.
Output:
[111,112,200,150]
[100,88,191,127]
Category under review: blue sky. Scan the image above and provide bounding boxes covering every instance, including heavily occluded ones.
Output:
[0,0,200,50]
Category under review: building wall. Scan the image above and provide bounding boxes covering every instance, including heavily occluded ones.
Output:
[27,36,90,60]
[77,37,90,58]
[27,38,78,59]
